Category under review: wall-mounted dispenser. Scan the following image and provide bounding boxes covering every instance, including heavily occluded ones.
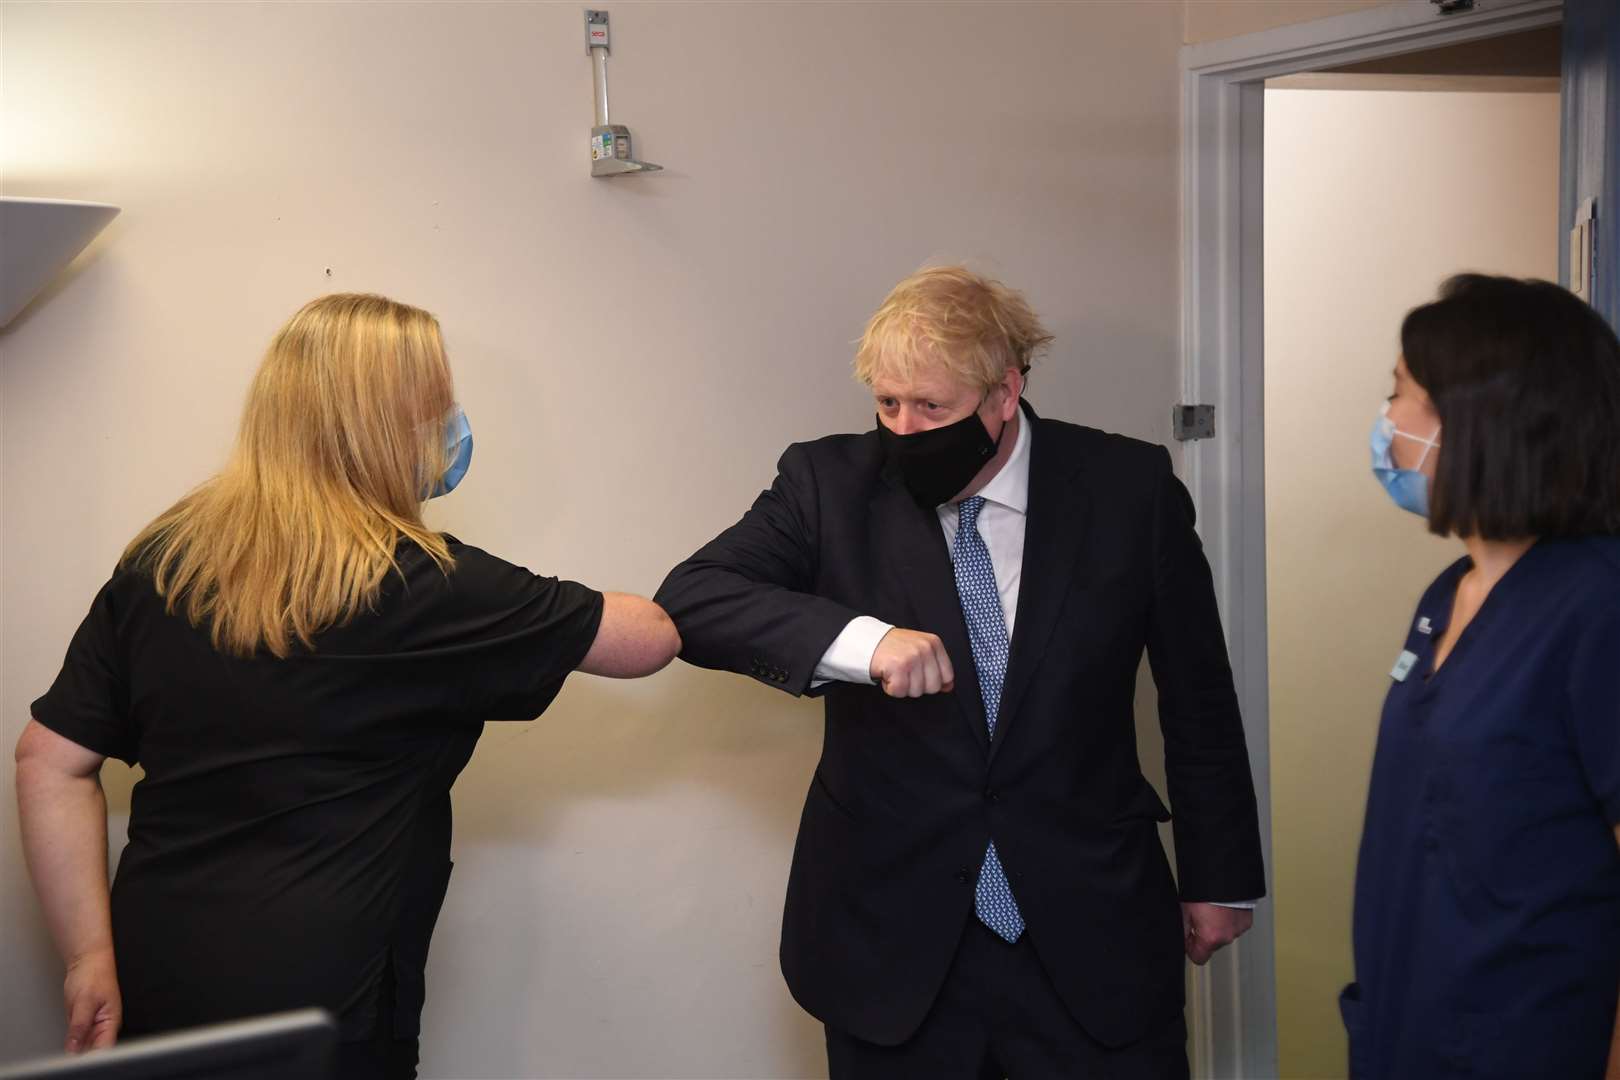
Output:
[0,198,119,329]
[586,9,662,177]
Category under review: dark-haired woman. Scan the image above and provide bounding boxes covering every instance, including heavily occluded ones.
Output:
[1341,274,1620,1079]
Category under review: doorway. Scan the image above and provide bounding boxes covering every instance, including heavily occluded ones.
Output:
[1264,27,1561,1079]
[1177,2,1564,1076]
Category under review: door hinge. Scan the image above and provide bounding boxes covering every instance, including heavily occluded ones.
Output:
[1173,404,1215,442]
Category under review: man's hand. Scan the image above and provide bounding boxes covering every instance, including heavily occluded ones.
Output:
[63,946,120,1053]
[869,628,955,698]
[1182,902,1253,966]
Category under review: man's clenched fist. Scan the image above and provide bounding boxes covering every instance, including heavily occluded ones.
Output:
[870,628,955,698]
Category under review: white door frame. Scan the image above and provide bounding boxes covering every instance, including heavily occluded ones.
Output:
[1178,1,1563,1076]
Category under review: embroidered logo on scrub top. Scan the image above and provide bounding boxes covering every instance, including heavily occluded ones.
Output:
[1391,650,1419,683]
[1417,617,1433,635]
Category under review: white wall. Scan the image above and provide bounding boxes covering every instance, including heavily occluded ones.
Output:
[1,3,1189,1077]
[1264,87,1560,1080]
[1184,0,1398,44]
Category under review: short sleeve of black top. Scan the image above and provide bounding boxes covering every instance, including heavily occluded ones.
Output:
[30,536,604,1043]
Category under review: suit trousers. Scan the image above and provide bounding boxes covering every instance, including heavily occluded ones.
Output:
[824,920,1189,1080]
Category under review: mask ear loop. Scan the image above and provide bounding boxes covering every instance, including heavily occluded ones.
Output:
[983,381,1020,452]
[1383,399,1441,469]
[1409,427,1441,471]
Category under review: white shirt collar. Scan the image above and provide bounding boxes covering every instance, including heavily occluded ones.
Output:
[968,405,1030,516]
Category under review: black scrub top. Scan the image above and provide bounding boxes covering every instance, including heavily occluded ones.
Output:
[31,536,604,1043]
[1343,537,1620,1079]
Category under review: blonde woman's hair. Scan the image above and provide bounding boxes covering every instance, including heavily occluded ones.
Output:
[854,266,1053,392]
[123,293,457,658]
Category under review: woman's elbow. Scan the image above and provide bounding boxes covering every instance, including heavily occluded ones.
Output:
[580,595,682,678]
[644,606,681,675]
[613,607,679,678]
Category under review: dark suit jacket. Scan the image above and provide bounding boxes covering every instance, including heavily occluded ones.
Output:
[655,402,1265,1048]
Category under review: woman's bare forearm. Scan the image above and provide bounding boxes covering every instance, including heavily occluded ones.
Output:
[16,750,114,967]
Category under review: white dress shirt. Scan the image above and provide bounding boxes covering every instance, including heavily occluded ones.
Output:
[810,410,1256,911]
[814,409,1031,683]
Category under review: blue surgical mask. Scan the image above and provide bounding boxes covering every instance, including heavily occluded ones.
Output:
[1370,400,1439,518]
[428,403,473,499]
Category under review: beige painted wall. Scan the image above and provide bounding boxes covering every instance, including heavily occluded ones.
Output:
[1185,0,1400,45]
[1264,88,1559,1079]
[0,3,1189,1076]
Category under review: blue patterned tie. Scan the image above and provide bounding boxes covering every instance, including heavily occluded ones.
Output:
[951,496,1026,944]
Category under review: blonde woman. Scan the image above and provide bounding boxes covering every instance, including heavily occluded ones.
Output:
[15,294,678,1079]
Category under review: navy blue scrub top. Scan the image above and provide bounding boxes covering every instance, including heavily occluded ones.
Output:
[1343,537,1620,1079]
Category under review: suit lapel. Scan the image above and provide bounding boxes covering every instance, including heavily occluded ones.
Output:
[991,419,1091,762]
[871,474,991,755]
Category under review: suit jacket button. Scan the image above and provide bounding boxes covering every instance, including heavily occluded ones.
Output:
[984,789,1000,803]
[955,868,973,884]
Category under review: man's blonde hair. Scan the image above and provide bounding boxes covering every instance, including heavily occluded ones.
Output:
[123,293,456,658]
[854,266,1053,392]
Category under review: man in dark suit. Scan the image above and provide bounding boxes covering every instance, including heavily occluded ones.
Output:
[655,266,1265,1078]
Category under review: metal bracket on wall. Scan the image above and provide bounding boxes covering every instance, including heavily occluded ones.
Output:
[585,9,663,177]
[1172,404,1215,442]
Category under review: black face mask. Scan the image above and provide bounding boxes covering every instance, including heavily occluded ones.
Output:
[878,406,1003,508]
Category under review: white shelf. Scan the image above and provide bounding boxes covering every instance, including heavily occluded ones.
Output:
[1,196,120,328]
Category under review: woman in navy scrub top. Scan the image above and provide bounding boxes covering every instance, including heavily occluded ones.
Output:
[13,295,680,1078]
[1343,275,1620,1079]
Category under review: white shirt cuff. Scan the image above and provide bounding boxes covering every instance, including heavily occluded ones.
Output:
[1209,900,1259,910]
[811,616,894,687]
